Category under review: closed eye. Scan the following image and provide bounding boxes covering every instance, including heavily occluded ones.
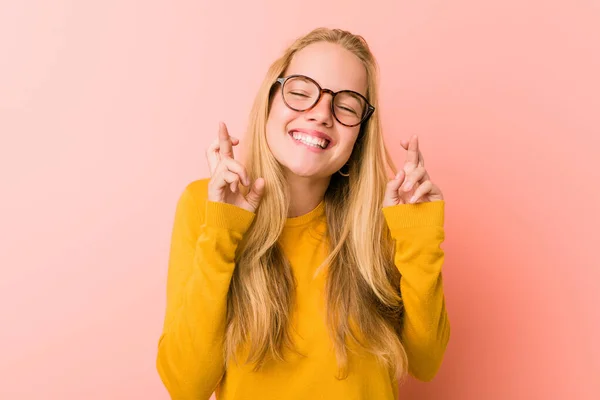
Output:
[289,91,311,97]
[335,104,359,116]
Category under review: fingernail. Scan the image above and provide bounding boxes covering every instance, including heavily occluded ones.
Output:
[395,172,401,180]
[410,196,417,203]
[404,181,412,191]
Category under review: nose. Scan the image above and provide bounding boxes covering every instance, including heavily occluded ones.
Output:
[304,92,334,126]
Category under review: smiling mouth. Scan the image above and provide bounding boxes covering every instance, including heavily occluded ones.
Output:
[289,131,331,150]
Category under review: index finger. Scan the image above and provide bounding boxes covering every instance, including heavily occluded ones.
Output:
[218,122,234,159]
[401,138,425,167]
[405,135,419,167]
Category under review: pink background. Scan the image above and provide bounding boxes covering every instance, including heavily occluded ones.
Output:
[1,1,598,399]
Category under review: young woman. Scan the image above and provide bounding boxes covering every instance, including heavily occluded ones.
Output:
[156,27,450,400]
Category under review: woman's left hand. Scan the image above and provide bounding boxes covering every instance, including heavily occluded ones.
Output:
[382,135,444,207]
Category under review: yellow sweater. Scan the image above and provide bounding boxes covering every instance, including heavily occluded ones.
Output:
[157,178,450,400]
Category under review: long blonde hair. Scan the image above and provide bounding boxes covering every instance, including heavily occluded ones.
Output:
[225,27,408,381]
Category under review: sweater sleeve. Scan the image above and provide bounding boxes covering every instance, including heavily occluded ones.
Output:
[156,183,256,399]
[381,200,450,382]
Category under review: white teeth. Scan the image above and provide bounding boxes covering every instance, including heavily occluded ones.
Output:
[291,132,329,149]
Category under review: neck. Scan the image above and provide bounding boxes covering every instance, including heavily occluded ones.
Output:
[285,172,331,218]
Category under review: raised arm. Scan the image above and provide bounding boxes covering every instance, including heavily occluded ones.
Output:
[382,200,450,381]
[156,182,256,398]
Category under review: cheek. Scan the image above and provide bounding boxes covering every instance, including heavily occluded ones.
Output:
[268,94,300,128]
[339,128,361,155]
[266,101,294,150]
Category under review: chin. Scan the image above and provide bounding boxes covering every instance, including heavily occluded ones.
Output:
[283,164,326,178]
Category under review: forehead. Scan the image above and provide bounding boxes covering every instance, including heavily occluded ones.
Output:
[285,42,368,96]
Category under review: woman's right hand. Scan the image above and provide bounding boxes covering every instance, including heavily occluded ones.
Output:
[206,122,265,213]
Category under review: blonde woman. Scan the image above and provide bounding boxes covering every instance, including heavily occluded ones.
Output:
[156,27,450,400]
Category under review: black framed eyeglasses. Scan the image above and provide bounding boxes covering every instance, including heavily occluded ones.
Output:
[275,74,375,127]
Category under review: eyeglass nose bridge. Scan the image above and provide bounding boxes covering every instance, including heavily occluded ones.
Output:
[307,87,337,112]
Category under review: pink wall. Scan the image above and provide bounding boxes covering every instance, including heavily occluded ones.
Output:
[1,1,598,399]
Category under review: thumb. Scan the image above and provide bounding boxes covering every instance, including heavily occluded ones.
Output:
[245,178,265,210]
[384,171,404,203]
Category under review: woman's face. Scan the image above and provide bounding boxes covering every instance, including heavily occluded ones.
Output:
[266,41,368,179]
